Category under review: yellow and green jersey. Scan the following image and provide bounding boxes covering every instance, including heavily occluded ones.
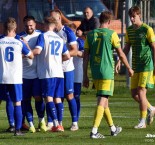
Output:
[84,28,120,80]
[125,23,155,73]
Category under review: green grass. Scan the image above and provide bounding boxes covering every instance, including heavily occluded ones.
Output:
[0,74,155,145]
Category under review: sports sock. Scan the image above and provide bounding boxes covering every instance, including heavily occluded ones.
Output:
[93,105,104,128]
[68,98,78,122]
[6,98,14,126]
[104,107,114,126]
[75,95,81,121]
[14,106,22,130]
[35,100,45,119]
[110,125,116,132]
[55,102,64,123]
[25,100,33,122]
[147,102,155,111]
[91,127,98,134]
[141,110,147,121]
[46,102,58,126]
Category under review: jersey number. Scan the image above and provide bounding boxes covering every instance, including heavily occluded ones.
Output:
[50,40,60,56]
[5,47,14,62]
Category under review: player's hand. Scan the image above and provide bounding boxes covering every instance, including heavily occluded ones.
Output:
[128,68,134,77]
[115,60,121,74]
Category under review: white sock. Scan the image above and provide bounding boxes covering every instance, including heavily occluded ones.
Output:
[29,121,34,127]
[47,122,53,127]
[110,125,116,132]
[92,127,98,134]
[72,122,78,126]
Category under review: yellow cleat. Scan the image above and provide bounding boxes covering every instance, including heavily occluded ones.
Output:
[29,126,36,133]
[40,120,47,132]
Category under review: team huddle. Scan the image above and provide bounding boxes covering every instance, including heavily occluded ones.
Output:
[0,5,155,139]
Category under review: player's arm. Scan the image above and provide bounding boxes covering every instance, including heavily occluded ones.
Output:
[32,34,44,55]
[62,44,71,61]
[115,47,133,77]
[69,43,78,57]
[150,42,155,74]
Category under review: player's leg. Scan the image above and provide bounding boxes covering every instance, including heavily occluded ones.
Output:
[74,83,82,121]
[133,71,153,129]
[64,71,78,131]
[9,84,24,136]
[41,78,60,132]
[6,95,15,132]
[22,79,35,132]
[33,78,46,132]
[54,78,65,132]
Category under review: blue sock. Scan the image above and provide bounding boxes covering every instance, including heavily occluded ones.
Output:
[55,103,64,122]
[68,98,78,122]
[46,102,57,121]
[46,106,53,123]
[24,100,33,122]
[6,97,14,126]
[35,100,45,118]
[21,101,26,124]
[75,96,80,121]
[14,106,22,130]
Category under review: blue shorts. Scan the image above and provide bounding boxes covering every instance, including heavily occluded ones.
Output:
[64,71,74,95]
[41,78,64,98]
[74,83,82,98]
[22,78,41,100]
[0,84,22,102]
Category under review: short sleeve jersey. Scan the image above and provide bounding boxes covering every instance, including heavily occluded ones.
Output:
[0,36,31,84]
[84,28,121,80]
[35,31,69,79]
[19,30,42,79]
[56,25,77,72]
[125,23,155,73]
[73,37,84,83]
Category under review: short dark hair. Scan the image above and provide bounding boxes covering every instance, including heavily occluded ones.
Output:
[23,15,36,22]
[99,11,113,24]
[128,6,141,16]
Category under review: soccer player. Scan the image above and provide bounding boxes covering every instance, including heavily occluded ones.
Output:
[50,10,79,131]
[33,16,70,132]
[83,11,134,138]
[19,15,46,133]
[0,17,34,136]
[116,6,155,128]
[66,22,84,121]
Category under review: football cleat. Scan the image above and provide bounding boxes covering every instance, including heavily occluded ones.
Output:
[21,123,29,131]
[14,130,24,136]
[70,124,79,131]
[111,126,122,136]
[39,120,47,132]
[6,125,15,133]
[134,122,146,129]
[147,109,154,125]
[90,132,105,139]
[29,126,36,133]
[51,125,62,132]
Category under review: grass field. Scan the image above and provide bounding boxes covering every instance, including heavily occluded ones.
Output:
[0,74,155,145]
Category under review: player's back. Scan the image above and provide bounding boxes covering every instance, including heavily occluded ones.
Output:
[0,36,24,84]
[36,31,67,79]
